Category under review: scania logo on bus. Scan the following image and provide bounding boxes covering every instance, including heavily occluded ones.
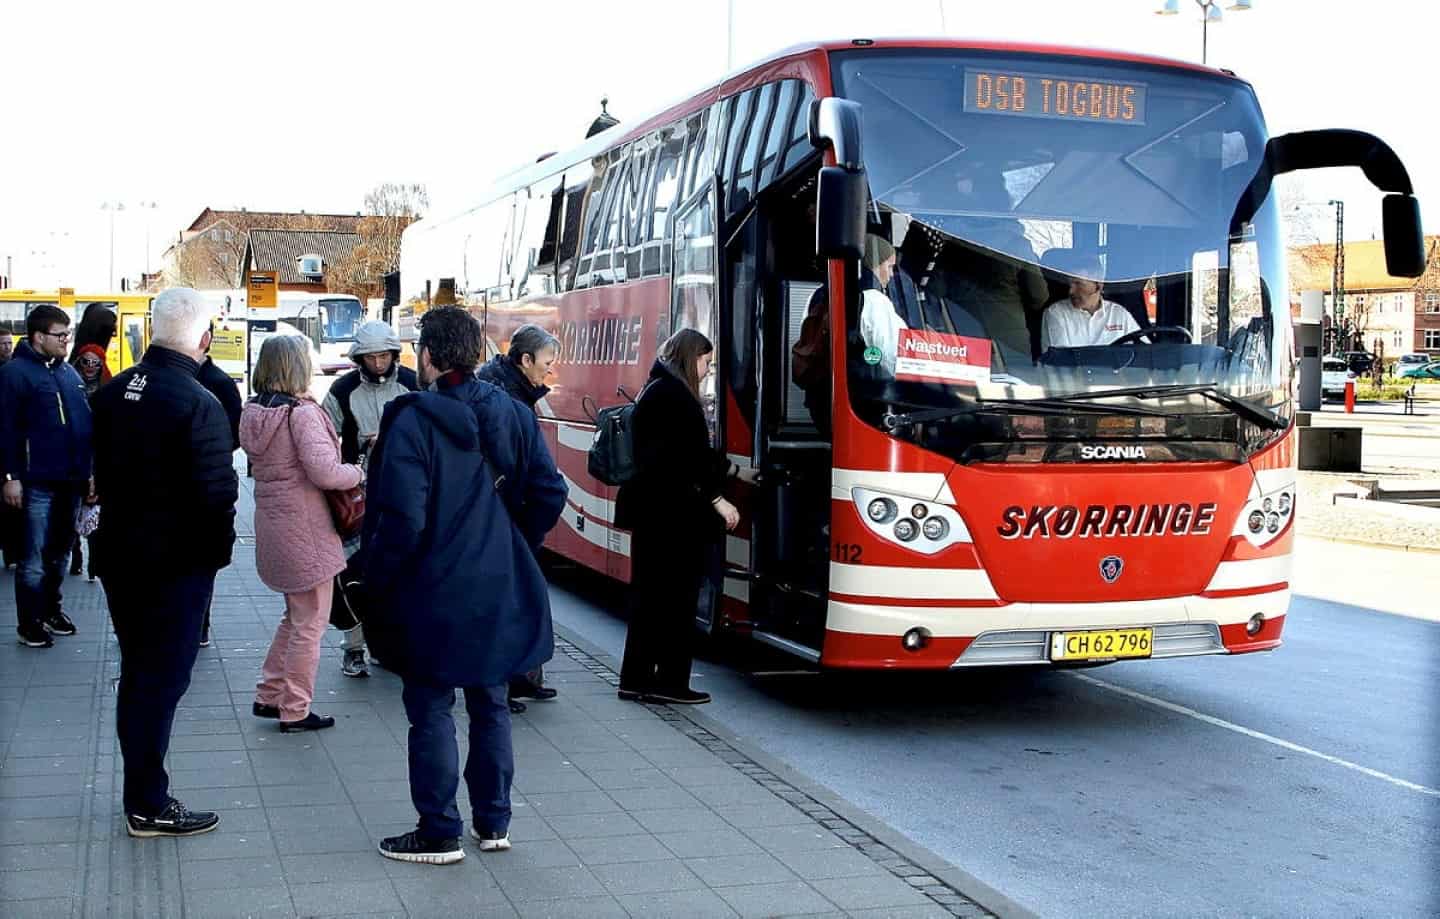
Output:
[1079,444,1146,460]
[996,503,1218,540]
[1099,555,1124,583]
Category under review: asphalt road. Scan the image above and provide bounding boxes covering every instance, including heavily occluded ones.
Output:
[544,553,1440,918]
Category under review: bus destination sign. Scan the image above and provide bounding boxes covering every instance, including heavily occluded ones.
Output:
[963,69,1147,126]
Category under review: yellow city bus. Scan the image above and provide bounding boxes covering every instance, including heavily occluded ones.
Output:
[0,289,153,374]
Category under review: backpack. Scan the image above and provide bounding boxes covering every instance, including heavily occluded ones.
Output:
[585,385,648,486]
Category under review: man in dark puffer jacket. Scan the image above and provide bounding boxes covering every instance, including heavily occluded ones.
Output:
[91,288,239,839]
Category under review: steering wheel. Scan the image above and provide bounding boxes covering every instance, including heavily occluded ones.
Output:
[1110,325,1193,347]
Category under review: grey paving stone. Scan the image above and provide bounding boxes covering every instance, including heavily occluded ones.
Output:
[505,814,558,843]
[0,773,90,798]
[482,841,583,870]
[180,856,285,892]
[280,852,379,885]
[265,804,364,830]
[0,896,75,918]
[272,823,378,856]
[183,886,297,918]
[657,828,765,859]
[260,782,352,808]
[642,746,732,769]
[512,769,600,795]
[492,865,607,902]
[688,781,787,809]
[629,806,732,835]
[169,764,259,790]
[0,842,81,872]
[579,767,673,790]
[606,784,702,811]
[848,905,958,918]
[590,858,705,896]
[1,755,88,776]
[542,811,645,839]
[616,887,742,918]
[174,829,278,861]
[664,765,768,787]
[772,845,889,880]
[288,879,403,917]
[2,817,83,844]
[523,791,623,817]
[748,824,848,854]
[683,852,800,888]
[512,894,629,918]
[811,874,936,911]
[0,866,82,900]
[714,803,817,830]
[0,795,84,820]
[567,833,673,865]
[715,880,839,918]
[211,808,273,833]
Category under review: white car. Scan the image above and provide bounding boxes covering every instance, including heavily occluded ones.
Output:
[1321,356,1355,399]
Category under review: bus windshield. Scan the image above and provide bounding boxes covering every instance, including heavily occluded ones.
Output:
[831,50,1292,461]
[319,297,363,344]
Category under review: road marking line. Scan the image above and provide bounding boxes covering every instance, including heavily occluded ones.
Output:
[1069,673,1440,798]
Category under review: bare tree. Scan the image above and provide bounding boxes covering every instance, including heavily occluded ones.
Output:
[326,183,428,299]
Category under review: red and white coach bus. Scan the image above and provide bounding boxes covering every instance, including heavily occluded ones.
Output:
[399,39,1424,669]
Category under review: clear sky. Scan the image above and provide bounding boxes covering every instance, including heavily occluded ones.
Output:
[0,0,1423,289]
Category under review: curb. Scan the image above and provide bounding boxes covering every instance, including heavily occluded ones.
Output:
[554,626,1039,919]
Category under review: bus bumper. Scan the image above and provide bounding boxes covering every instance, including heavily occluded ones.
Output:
[818,588,1290,669]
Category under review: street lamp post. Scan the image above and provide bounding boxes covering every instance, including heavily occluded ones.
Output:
[100,201,125,290]
[1328,198,1345,351]
[1156,0,1253,66]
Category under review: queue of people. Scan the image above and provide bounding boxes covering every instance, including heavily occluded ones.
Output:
[0,291,756,866]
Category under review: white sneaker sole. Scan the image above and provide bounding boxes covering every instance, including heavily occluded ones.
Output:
[126,820,219,839]
[469,829,512,852]
[374,846,463,870]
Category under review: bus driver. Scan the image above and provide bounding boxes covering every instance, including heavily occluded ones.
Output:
[1039,255,1139,351]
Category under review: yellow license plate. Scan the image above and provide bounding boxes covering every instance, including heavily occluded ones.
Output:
[1050,628,1153,662]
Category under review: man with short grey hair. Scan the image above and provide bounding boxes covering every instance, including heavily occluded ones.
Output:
[475,323,560,707]
[91,287,239,838]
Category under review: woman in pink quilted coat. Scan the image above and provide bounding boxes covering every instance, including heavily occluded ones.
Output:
[240,335,363,733]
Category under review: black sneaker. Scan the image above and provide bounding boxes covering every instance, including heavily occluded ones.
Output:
[644,688,711,705]
[507,699,527,715]
[617,687,649,702]
[198,625,211,648]
[469,827,512,852]
[512,681,557,701]
[279,712,335,733]
[17,624,53,649]
[43,612,77,637]
[341,648,369,678]
[379,830,464,865]
[126,799,220,838]
[252,702,280,719]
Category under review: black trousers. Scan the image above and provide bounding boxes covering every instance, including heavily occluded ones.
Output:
[103,570,215,816]
[620,524,708,693]
[401,680,513,839]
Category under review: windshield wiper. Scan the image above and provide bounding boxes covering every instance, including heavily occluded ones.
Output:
[1040,383,1288,431]
[882,397,1168,431]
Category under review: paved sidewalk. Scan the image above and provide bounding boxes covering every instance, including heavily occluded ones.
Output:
[0,479,997,919]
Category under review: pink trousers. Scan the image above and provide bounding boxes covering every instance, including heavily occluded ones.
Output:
[255,581,333,723]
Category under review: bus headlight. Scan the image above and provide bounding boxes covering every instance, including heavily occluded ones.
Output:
[1248,510,1266,533]
[867,498,898,524]
[922,516,949,541]
[1278,493,1292,515]
[1235,484,1294,548]
[851,488,971,556]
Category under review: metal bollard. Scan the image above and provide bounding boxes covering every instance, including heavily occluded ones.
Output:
[1344,378,1356,414]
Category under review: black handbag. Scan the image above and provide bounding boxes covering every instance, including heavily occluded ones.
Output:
[329,554,368,631]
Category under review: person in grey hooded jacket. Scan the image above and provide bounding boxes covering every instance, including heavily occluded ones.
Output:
[321,320,418,677]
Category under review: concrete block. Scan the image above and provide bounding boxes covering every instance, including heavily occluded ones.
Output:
[1298,426,1363,471]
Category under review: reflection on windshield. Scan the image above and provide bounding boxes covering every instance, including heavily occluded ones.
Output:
[320,298,363,343]
[822,50,1293,459]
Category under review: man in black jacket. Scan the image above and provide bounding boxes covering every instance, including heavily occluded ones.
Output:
[475,323,559,707]
[91,288,239,838]
[0,304,93,648]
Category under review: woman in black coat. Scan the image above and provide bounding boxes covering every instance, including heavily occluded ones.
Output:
[614,329,753,704]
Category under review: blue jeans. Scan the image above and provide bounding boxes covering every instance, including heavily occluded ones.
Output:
[14,482,83,630]
[401,680,513,840]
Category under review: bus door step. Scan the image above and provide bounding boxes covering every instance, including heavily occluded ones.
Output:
[751,630,821,664]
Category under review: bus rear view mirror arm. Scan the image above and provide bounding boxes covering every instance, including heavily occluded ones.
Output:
[808,97,864,172]
[1232,129,1425,277]
[809,98,869,260]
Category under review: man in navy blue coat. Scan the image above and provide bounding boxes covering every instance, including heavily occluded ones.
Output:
[362,307,566,865]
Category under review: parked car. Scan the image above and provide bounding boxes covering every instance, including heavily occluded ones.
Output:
[1397,353,1431,373]
[1342,351,1376,375]
[1399,360,1440,380]
[1321,357,1355,399]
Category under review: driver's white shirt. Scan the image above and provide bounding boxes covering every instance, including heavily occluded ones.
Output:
[1040,298,1140,350]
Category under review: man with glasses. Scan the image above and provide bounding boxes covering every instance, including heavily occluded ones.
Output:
[0,304,94,648]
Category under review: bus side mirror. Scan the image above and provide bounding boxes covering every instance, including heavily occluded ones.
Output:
[816,166,867,260]
[1383,194,1426,278]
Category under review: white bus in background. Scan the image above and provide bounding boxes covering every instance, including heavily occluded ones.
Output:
[199,289,362,376]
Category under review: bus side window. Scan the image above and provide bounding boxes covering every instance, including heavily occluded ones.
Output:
[722,90,757,217]
[735,82,778,208]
